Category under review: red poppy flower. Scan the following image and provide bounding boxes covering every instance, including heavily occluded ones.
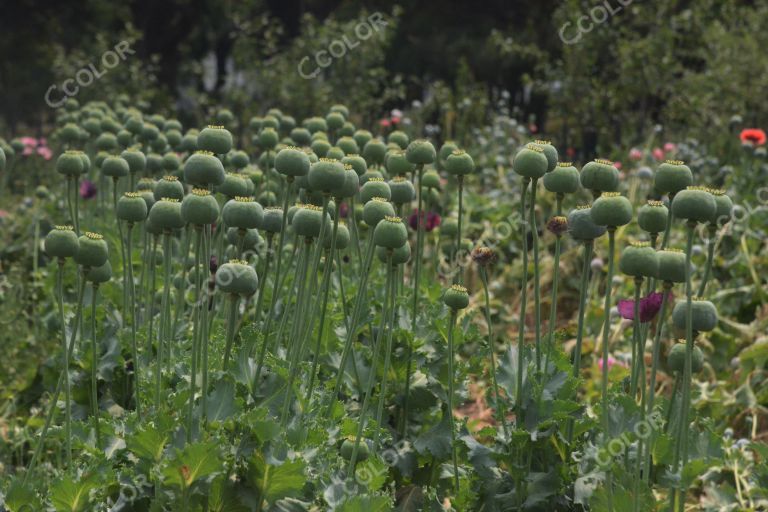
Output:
[740,128,766,146]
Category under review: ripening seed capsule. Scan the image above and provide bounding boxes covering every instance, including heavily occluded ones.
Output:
[216,172,250,198]
[443,284,470,310]
[374,216,408,249]
[101,155,129,178]
[304,116,328,134]
[180,133,198,153]
[121,148,146,174]
[197,125,234,155]
[324,222,350,250]
[567,206,607,241]
[86,260,113,284]
[531,140,558,172]
[161,152,180,172]
[363,197,395,227]
[117,192,149,223]
[388,130,409,150]
[227,227,261,250]
[438,141,458,167]
[95,132,118,152]
[281,115,296,132]
[512,144,548,179]
[165,129,182,149]
[59,123,82,145]
[353,130,372,149]
[258,127,279,150]
[75,232,109,268]
[141,123,159,142]
[261,207,283,233]
[336,136,359,155]
[258,151,275,170]
[216,260,258,297]
[671,186,717,224]
[184,151,225,187]
[149,198,185,231]
[140,191,156,211]
[405,139,436,165]
[150,134,168,153]
[637,200,668,234]
[386,150,415,176]
[275,146,310,178]
[361,177,391,203]
[543,162,580,194]
[308,158,346,195]
[389,176,415,204]
[125,116,143,135]
[341,154,367,176]
[421,170,441,190]
[293,204,326,238]
[445,150,474,176]
[672,299,718,332]
[590,192,633,227]
[363,139,387,166]
[377,241,411,265]
[117,130,133,148]
[311,139,331,158]
[340,438,369,462]
[222,197,263,230]
[360,170,384,185]
[228,150,250,170]
[619,241,659,279]
[708,189,733,225]
[580,159,619,193]
[441,218,458,237]
[146,153,164,173]
[45,225,79,259]
[181,189,220,226]
[94,151,109,170]
[667,342,704,374]
[655,160,693,195]
[262,114,280,130]
[290,127,312,146]
[656,249,687,283]
[326,112,345,131]
[163,119,182,132]
[338,165,360,199]
[258,190,277,206]
[325,146,345,161]
[56,150,85,177]
[329,104,350,118]
[154,176,184,202]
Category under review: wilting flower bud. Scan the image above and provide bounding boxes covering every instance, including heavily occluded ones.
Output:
[471,246,497,267]
[546,216,568,237]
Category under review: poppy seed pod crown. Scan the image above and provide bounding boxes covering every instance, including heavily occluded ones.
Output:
[543,162,580,194]
[374,216,408,249]
[154,175,184,202]
[293,204,326,238]
[361,177,391,203]
[708,189,733,226]
[445,149,475,176]
[336,136,359,156]
[671,186,717,224]
[149,198,185,231]
[353,129,372,149]
[275,146,310,177]
[389,176,415,204]
[567,205,607,241]
[363,197,395,227]
[405,139,436,165]
[655,160,693,195]
[290,127,312,146]
[531,140,558,172]
[197,125,233,155]
[443,284,470,310]
[656,249,687,283]
[74,232,109,268]
[439,141,458,167]
[591,192,633,227]
[216,260,258,297]
[388,130,409,150]
[121,148,146,174]
[117,192,149,223]
[181,189,220,226]
[56,150,85,177]
[216,172,250,198]
[637,200,668,234]
[101,155,130,178]
[341,154,367,176]
[512,144,548,179]
[45,225,79,259]
[308,158,345,195]
[184,151,225,187]
[259,127,279,150]
[580,159,619,193]
[362,139,387,165]
[619,241,659,279]
[261,207,284,233]
[222,196,263,230]
[672,299,718,332]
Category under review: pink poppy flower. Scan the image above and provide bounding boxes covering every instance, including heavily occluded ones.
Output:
[391,116,401,125]
[20,137,37,147]
[599,355,626,371]
[652,147,664,161]
[80,179,97,200]
[37,147,53,160]
[663,142,676,153]
[617,291,671,323]
[23,146,34,156]
[614,161,623,170]
[629,148,642,161]
[379,119,391,128]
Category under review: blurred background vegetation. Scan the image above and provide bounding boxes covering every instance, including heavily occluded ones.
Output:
[2,0,767,154]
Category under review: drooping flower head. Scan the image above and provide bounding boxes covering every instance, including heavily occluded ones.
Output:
[617,291,671,323]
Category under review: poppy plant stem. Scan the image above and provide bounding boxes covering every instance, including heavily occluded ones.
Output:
[630,277,643,396]
[644,282,671,480]
[567,241,593,444]
[56,260,72,468]
[529,178,542,372]
[479,266,507,438]
[90,284,102,449]
[455,176,464,284]
[126,223,141,419]
[373,257,397,451]
[446,309,461,492]
[188,227,203,442]
[515,178,530,425]
[698,224,717,297]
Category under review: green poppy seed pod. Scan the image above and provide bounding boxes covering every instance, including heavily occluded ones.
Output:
[567,206,607,241]
[258,190,277,206]
[140,191,156,211]
[360,170,384,186]
[164,119,182,132]
[141,123,159,141]
[326,112,345,131]
[405,139,436,165]
[655,160,693,195]
[117,192,149,223]
[324,222,350,250]
[94,151,110,170]
[374,216,408,249]
[216,172,250,198]
[386,150,415,176]
[259,127,279,150]
[311,132,328,143]
[180,133,198,153]
[100,117,121,134]
[258,151,275,170]
[86,260,112,284]
[671,186,717,224]
[363,139,387,166]
[117,130,133,148]
[443,284,470,310]
[59,123,82,145]
[149,198,185,231]
[228,150,250,170]
[580,159,620,193]
[361,177,391,203]
[262,115,280,130]
[95,133,118,152]
[249,116,263,132]
[638,200,669,234]
[591,193,633,227]
[672,299,718,332]
[146,153,164,174]
[154,176,184,201]
[445,150,474,176]
[512,144,548,179]
[338,165,360,199]
[335,136,358,156]
[290,127,312,146]
[162,152,181,172]
[388,130,409,150]
[216,260,258,297]
[275,146,310,177]
[656,249,687,283]
[340,438,369,462]
[144,215,162,236]
[125,116,143,135]
[45,225,79,259]
[281,115,296,132]
[184,151,225,187]
[341,154,367,177]
[181,189,220,226]
[441,218,458,237]
[166,129,182,149]
[389,176,415,204]
[438,141,458,167]
[150,133,168,153]
[311,139,331,158]
[304,116,328,134]
[74,232,109,268]
[325,146,345,161]
[83,117,101,136]
[121,149,146,174]
[340,122,356,137]
[64,98,79,111]
[330,104,350,119]
[531,140,558,171]
[709,189,733,225]
[101,155,129,178]
[363,197,395,227]
[667,342,704,374]
[308,158,345,195]
[353,130,372,149]
[543,162,580,194]
[223,197,263,230]
[619,242,659,279]
[56,150,85,177]
[227,227,261,250]
[293,205,325,238]
[261,207,283,233]
[421,170,441,190]
[198,125,233,155]
[148,114,166,128]
[377,241,411,265]
[216,109,235,127]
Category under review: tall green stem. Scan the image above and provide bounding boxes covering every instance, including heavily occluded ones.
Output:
[56,260,72,467]
[126,223,141,419]
[455,176,464,284]
[446,309,460,491]
[373,257,396,450]
[698,224,717,297]
[567,241,593,443]
[187,227,203,442]
[90,284,101,448]
[221,294,239,370]
[529,178,542,371]
[630,278,643,396]
[515,178,530,424]
[600,227,617,511]
[644,282,671,480]
[479,266,507,437]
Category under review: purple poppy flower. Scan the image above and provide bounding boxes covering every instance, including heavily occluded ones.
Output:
[79,179,97,200]
[408,210,441,232]
[618,291,671,323]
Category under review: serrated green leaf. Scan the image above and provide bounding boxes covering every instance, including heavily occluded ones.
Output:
[50,473,100,512]
[127,425,168,462]
[162,441,223,488]
[250,453,306,504]
[338,495,391,512]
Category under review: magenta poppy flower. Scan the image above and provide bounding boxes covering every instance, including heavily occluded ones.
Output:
[339,202,349,219]
[599,355,626,371]
[617,291,671,323]
[79,179,97,200]
[629,148,642,161]
[664,142,677,153]
[37,146,53,160]
[408,210,441,232]
[652,147,664,161]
